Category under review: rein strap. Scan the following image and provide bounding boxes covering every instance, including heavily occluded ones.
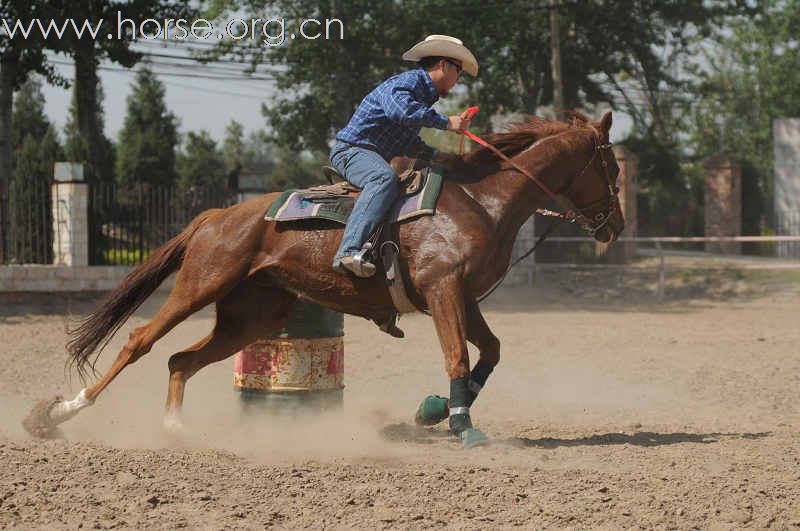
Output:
[460,130,592,228]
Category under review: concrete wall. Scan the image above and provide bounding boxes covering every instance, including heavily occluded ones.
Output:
[0,265,175,292]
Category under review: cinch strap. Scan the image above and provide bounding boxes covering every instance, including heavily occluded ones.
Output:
[449,406,470,416]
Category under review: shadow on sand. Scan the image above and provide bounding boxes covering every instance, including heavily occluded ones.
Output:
[380,423,772,449]
[500,430,772,449]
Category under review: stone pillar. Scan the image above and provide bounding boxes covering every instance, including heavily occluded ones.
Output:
[703,155,741,255]
[52,163,89,266]
[510,216,536,286]
[773,118,800,258]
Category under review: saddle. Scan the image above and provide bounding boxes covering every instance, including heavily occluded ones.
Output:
[309,159,427,199]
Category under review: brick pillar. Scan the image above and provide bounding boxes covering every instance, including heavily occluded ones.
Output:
[703,155,741,254]
[598,146,638,261]
[52,163,89,266]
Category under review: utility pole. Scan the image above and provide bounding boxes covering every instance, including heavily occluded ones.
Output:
[549,0,565,121]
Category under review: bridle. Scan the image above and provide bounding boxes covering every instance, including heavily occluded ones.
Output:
[461,125,620,236]
[541,126,620,236]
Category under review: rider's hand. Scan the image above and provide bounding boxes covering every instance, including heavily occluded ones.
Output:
[447,115,466,132]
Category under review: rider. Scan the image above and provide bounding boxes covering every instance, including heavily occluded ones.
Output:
[330,35,479,277]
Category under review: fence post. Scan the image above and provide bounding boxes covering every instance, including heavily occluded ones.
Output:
[703,155,741,255]
[52,163,89,266]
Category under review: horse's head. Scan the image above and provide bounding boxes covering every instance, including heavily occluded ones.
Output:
[558,111,624,243]
[449,111,625,242]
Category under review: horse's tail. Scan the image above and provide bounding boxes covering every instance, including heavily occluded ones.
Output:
[66,209,216,381]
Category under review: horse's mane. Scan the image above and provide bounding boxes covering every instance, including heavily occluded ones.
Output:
[460,111,593,169]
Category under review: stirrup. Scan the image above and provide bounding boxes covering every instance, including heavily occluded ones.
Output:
[349,243,376,277]
[334,244,376,278]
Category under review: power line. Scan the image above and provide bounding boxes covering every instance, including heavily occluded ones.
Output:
[46,57,276,81]
[159,79,269,100]
[45,58,270,100]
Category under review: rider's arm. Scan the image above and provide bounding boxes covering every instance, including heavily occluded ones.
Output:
[403,136,439,160]
[380,79,449,130]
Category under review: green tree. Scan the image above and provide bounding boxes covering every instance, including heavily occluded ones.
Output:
[116,65,179,186]
[242,130,277,173]
[223,120,245,173]
[46,0,195,182]
[177,131,227,190]
[8,78,62,262]
[0,0,67,261]
[687,0,800,230]
[206,0,746,154]
[64,82,115,182]
[266,148,324,191]
[222,120,245,188]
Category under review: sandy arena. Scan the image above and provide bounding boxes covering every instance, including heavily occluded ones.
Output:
[1,269,799,529]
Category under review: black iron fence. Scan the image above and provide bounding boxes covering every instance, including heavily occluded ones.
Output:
[2,178,52,264]
[88,183,236,266]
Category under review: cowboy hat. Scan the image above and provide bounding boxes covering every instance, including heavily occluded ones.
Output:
[402,35,478,76]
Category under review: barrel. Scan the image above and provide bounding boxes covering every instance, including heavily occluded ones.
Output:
[233,299,344,412]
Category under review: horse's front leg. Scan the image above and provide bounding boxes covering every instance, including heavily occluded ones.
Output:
[415,298,498,427]
[426,277,490,448]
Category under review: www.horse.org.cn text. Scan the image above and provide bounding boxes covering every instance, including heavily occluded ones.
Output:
[0,12,346,47]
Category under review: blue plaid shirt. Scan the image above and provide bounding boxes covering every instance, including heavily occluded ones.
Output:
[336,67,449,161]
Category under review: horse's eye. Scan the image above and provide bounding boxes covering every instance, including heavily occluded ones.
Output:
[595,213,606,221]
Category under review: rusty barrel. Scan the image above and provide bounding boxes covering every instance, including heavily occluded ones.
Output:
[233,300,344,411]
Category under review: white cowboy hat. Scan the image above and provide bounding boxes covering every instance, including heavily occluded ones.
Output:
[402,35,479,76]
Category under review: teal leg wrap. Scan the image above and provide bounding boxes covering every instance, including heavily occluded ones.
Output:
[448,378,473,436]
[414,395,449,426]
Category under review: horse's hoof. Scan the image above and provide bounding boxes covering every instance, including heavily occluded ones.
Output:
[460,427,490,449]
[22,396,63,439]
[163,414,186,435]
[414,395,449,426]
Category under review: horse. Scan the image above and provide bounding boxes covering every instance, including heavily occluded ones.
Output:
[22,111,624,447]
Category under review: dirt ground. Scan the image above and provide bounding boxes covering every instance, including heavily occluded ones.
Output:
[1,268,799,529]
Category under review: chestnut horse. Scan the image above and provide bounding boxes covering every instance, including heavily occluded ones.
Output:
[23,112,623,445]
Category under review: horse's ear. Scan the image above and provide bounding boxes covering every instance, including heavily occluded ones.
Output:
[600,111,613,133]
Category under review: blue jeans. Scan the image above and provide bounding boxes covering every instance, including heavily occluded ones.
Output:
[330,141,399,262]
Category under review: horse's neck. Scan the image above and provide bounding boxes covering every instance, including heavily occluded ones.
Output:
[459,143,580,237]
[461,172,538,236]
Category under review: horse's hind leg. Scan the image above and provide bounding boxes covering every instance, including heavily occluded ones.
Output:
[163,281,296,429]
[23,256,250,438]
[463,299,500,406]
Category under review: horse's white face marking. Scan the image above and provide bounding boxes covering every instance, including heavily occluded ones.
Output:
[49,388,93,424]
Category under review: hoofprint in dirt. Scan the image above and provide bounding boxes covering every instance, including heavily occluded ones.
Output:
[1,272,799,528]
